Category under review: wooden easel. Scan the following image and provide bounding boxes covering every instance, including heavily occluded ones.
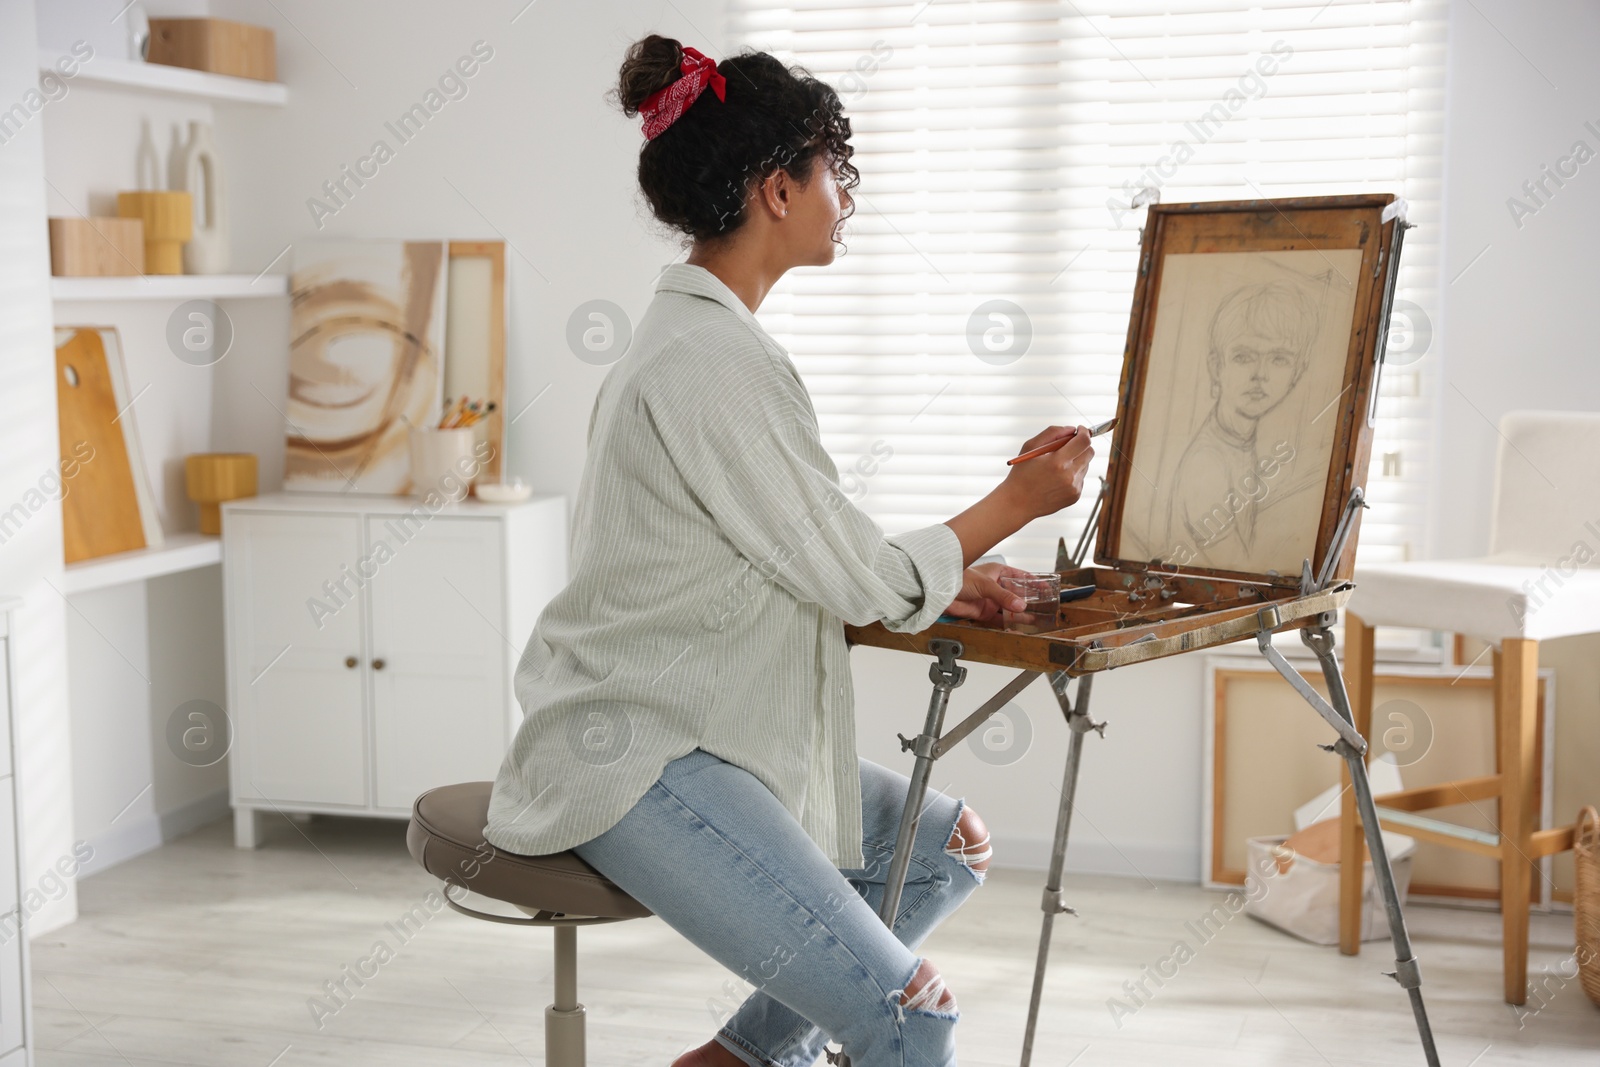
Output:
[845,195,1442,1065]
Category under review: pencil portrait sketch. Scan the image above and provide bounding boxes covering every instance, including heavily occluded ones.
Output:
[1118,249,1364,575]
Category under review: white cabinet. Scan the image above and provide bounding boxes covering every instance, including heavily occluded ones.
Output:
[0,599,32,1065]
[221,494,566,847]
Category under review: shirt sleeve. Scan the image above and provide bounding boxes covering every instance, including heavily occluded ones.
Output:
[642,332,964,633]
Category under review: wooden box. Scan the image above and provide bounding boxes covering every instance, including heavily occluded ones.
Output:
[147,18,277,82]
[47,217,144,276]
[848,194,1408,673]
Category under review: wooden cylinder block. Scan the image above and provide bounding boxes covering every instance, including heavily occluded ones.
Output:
[185,452,257,534]
[117,191,193,275]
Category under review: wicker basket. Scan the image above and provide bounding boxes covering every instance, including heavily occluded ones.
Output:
[1576,805,1600,1008]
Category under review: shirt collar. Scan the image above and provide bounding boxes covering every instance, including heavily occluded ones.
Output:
[653,262,768,333]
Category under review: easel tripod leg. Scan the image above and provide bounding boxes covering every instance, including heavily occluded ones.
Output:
[1020,672,1101,1067]
[1304,627,1441,1067]
[880,640,966,926]
[832,644,969,1067]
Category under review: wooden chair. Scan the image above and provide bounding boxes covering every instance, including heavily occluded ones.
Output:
[1341,409,1600,1004]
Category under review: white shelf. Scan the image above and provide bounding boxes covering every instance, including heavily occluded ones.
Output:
[43,51,288,106]
[62,533,222,595]
[51,274,288,302]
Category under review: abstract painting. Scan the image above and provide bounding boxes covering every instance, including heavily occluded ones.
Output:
[1117,248,1363,576]
[286,241,446,493]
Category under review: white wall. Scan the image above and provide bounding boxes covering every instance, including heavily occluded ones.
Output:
[1433,0,1600,555]
[0,0,81,937]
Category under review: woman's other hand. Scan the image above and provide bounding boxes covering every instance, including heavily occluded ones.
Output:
[1002,424,1094,520]
[942,562,1032,622]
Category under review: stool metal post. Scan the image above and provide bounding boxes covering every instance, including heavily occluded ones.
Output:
[548,924,586,1067]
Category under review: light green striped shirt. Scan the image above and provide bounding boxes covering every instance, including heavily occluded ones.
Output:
[484,262,964,868]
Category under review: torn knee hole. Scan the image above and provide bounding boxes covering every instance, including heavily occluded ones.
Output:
[898,958,957,1013]
[945,805,991,874]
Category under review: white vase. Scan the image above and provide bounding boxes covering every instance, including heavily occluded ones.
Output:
[176,121,230,274]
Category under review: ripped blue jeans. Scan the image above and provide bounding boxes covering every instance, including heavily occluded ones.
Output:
[571,747,987,1067]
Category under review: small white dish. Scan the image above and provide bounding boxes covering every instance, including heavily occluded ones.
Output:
[475,478,532,504]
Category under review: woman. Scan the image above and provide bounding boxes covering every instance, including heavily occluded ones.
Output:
[483,35,1094,1067]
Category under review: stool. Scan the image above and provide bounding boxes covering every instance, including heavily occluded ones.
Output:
[407,782,652,1067]
[1341,409,1600,1004]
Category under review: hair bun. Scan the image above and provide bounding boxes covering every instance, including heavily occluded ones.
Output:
[617,34,685,116]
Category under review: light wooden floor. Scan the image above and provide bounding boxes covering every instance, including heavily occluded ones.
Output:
[27,815,1600,1066]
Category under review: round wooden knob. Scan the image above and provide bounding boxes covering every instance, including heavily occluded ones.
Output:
[344,656,357,669]
[371,658,386,671]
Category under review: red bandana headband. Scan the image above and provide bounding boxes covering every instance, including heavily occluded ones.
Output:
[639,46,726,141]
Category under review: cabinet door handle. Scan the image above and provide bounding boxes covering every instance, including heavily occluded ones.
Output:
[344,656,358,669]
[371,658,387,671]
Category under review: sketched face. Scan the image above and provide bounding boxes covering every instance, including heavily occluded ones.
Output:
[1215,331,1302,419]
[1205,282,1317,424]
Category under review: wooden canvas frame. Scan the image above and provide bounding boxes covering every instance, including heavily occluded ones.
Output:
[1097,194,1406,589]
[1203,655,1555,906]
[445,240,507,483]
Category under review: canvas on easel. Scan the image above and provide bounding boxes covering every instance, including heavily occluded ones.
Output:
[847,194,1408,672]
[1116,249,1362,575]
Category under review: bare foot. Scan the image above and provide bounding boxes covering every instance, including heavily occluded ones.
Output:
[671,1038,746,1067]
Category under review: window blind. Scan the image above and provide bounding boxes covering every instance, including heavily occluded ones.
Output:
[730,0,1446,570]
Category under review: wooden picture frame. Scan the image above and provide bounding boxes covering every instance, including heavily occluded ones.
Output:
[445,240,507,483]
[1203,654,1556,906]
[1097,195,1405,589]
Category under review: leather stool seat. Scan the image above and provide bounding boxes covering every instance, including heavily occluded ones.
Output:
[407,781,650,921]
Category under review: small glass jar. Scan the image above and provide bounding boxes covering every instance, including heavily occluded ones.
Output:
[999,572,1061,634]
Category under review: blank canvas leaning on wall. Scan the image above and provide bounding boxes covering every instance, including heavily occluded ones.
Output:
[1203,655,1557,905]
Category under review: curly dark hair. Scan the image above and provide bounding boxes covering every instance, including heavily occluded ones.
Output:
[612,35,859,247]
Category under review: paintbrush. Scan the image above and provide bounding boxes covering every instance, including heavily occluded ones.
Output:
[1005,416,1118,467]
